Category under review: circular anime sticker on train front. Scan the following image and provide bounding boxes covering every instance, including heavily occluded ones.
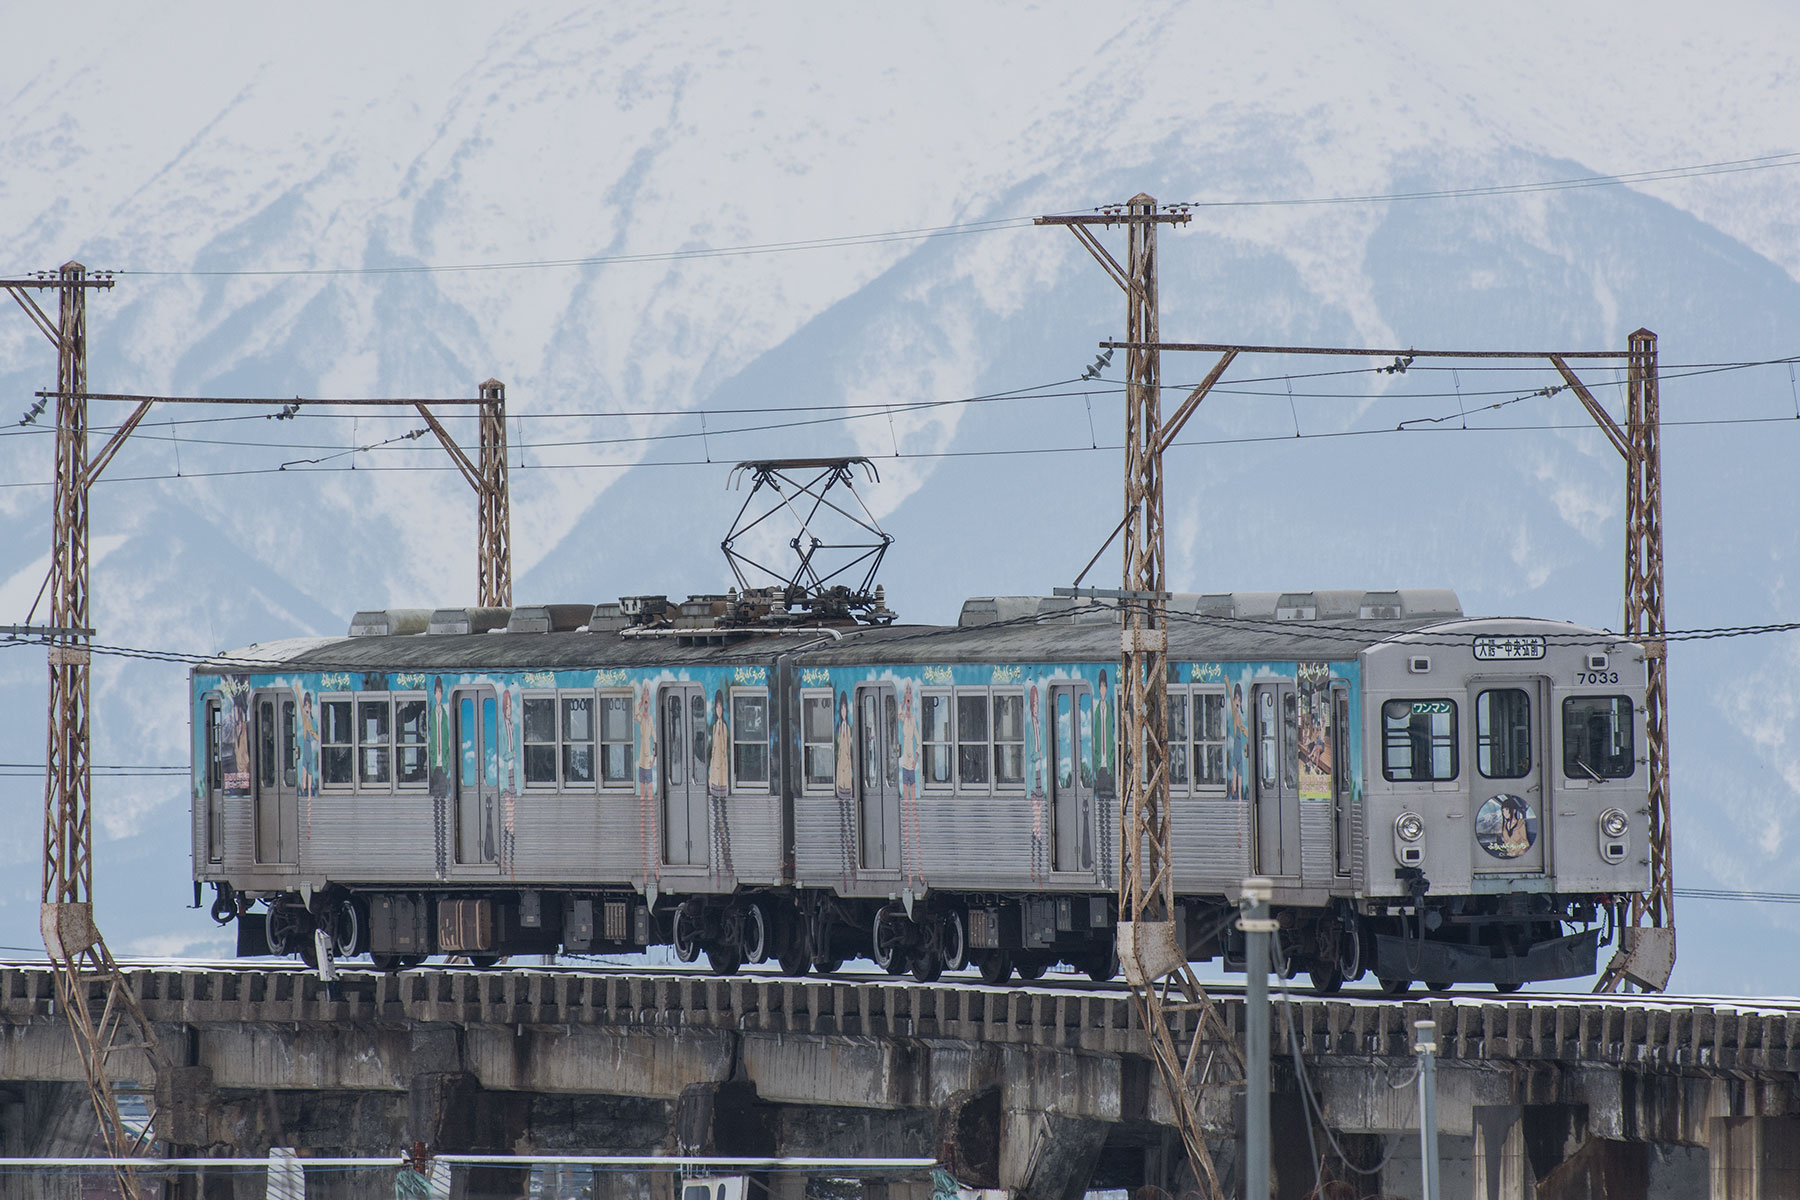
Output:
[1475,794,1538,860]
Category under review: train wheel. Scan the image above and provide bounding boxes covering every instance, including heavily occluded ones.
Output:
[1307,963,1344,996]
[1014,957,1046,982]
[673,903,702,964]
[329,897,367,958]
[707,944,742,977]
[776,912,810,977]
[976,952,1013,986]
[817,956,846,975]
[870,907,909,976]
[939,911,969,973]
[739,901,770,966]
[266,902,308,958]
[1378,977,1412,997]
[1424,980,1453,995]
[1083,943,1120,983]
[1493,981,1523,995]
[911,950,944,983]
[369,953,401,972]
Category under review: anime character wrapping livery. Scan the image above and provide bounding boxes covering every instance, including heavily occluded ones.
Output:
[429,676,452,880]
[834,691,857,889]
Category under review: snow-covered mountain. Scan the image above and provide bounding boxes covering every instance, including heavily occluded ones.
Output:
[1,2,1797,991]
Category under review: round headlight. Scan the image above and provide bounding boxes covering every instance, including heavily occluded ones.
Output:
[1600,808,1628,838]
[1395,812,1425,842]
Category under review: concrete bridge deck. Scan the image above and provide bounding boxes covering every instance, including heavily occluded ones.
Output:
[0,963,1796,1199]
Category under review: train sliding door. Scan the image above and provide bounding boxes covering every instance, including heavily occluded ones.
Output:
[253,692,299,866]
[453,687,500,866]
[1252,682,1301,878]
[1050,684,1095,872]
[857,685,901,871]
[661,685,709,867]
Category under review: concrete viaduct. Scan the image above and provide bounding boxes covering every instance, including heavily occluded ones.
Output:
[0,964,1796,1199]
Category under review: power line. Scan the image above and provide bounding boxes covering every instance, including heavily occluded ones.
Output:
[38,152,1796,281]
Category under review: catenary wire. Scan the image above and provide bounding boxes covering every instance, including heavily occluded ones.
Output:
[41,151,1799,279]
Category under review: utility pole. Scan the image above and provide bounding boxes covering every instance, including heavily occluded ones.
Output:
[477,379,512,607]
[5,255,516,1193]
[1415,1019,1441,1200]
[1240,878,1275,1200]
[1038,197,1241,1200]
[4,262,162,1200]
[1554,332,1674,991]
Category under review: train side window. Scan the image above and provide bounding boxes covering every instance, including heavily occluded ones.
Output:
[258,700,276,788]
[1055,691,1074,789]
[320,698,354,787]
[882,691,900,788]
[732,691,770,787]
[1382,699,1458,782]
[1476,689,1532,779]
[562,696,596,787]
[801,692,835,792]
[1281,692,1300,792]
[1258,691,1277,787]
[957,692,990,788]
[663,694,685,787]
[358,698,391,787]
[598,692,634,787]
[921,691,953,788]
[1165,691,1190,789]
[1563,696,1635,779]
[394,697,428,787]
[206,699,223,792]
[1195,690,1227,788]
[281,699,298,789]
[1078,693,1095,788]
[992,692,1024,787]
[523,697,558,786]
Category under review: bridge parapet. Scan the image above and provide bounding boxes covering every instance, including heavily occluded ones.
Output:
[3,965,1797,1076]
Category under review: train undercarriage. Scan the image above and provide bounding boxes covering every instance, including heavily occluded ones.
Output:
[212,882,1610,996]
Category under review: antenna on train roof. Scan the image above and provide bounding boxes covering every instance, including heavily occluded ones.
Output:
[720,457,895,626]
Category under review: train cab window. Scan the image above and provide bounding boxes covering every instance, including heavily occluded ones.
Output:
[1563,696,1635,780]
[732,692,770,787]
[523,697,558,786]
[801,693,835,791]
[598,693,633,787]
[358,699,391,786]
[921,692,953,788]
[1476,689,1532,779]
[1167,693,1190,789]
[992,693,1025,787]
[1196,691,1227,787]
[394,698,427,786]
[320,698,354,786]
[1382,699,1458,782]
[957,694,990,787]
[562,696,596,786]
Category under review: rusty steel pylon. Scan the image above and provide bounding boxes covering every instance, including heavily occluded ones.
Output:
[1038,198,1240,1200]
[2,261,163,1200]
[8,255,517,1190]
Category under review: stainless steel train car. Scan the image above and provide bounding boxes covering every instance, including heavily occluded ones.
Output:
[190,588,1650,992]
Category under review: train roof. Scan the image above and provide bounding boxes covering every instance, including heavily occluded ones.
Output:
[195,588,1624,676]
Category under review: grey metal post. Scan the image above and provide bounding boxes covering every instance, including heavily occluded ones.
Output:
[1241,877,1275,1200]
[1415,1018,1440,1200]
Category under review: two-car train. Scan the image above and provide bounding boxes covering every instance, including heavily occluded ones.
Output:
[190,588,1649,993]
